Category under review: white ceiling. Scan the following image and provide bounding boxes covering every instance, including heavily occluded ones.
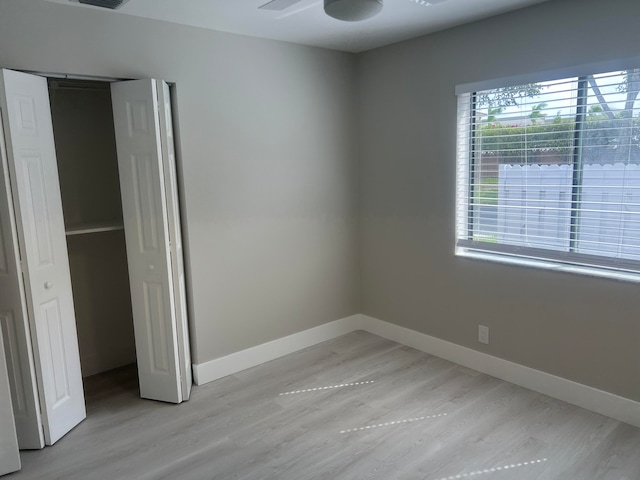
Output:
[44,0,550,52]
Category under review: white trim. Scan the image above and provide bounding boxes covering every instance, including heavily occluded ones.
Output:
[191,313,640,429]
[192,314,363,385]
[455,55,640,95]
[21,69,125,82]
[455,92,471,247]
[456,249,640,285]
[361,315,640,429]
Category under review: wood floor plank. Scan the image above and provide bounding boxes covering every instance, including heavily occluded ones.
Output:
[6,331,640,480]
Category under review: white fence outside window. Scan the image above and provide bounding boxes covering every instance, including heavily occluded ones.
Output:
[494,163,640,260]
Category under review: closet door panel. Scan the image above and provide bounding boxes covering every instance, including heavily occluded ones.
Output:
[0,69,86,446]
[111,79,182,404]
[0,110,44,449]
[158,81,192,401]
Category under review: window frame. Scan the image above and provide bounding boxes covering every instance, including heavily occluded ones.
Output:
[455,59,640,282]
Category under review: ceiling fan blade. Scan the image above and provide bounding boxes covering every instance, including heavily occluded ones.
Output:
[258,0,306,11]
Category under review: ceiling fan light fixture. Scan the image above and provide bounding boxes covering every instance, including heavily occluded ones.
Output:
[409,0,448,6]
[324,0,383,22]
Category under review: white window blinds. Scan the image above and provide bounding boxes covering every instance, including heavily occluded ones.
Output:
[456,68,640,275]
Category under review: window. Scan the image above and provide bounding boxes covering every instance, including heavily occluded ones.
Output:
[456,66,640,279]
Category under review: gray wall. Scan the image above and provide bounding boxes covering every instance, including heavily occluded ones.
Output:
[358,0,640,401]
[0,0,359,364]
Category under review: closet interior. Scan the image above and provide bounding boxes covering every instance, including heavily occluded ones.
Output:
[48,79,136,379]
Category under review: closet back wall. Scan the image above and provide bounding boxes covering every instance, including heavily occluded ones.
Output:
[0,0,360,366]
[50,83,136,377]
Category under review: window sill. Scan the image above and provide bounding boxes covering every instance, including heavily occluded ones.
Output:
[456,248,640,285]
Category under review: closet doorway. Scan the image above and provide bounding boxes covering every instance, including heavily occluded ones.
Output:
[0,69,192,454]
[50,77,135,382]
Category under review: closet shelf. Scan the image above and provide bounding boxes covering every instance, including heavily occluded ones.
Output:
[65,223,124,236]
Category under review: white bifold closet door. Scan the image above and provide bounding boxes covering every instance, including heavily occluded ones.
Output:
[111,79,192,404]
[0,74,45,451]
[0,69,86,446]
[0,71,190,456]
[157,81,192,401]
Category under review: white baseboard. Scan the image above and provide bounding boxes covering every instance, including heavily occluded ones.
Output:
[191,313,640,429]
[192,314,362,385]
[360,314,640,429]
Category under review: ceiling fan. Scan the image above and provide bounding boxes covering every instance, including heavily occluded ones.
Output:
[73,0,130,7]
[259,0,447,22]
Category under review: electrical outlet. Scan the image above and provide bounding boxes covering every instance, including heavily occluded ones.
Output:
[478,325,489,345]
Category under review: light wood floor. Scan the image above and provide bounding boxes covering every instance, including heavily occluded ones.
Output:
[7,331,640,480]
